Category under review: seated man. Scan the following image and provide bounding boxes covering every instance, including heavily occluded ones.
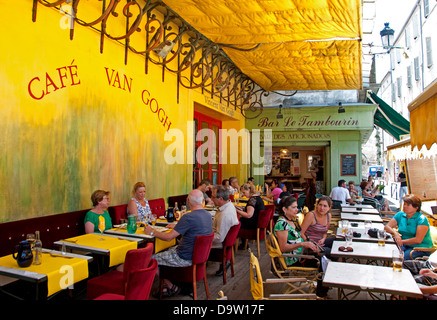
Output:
[210,185,239,275]
[329,179,354,208]
[144,189,213,297]
[403,250,437,297]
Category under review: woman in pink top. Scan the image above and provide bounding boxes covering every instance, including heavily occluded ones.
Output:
[300,196,334,258]
[264,180,283,203]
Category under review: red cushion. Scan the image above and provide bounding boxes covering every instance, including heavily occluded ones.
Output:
[87,270,124,300]
[94,293,125,300]
[148,198,166,218]
[108,204,128,225]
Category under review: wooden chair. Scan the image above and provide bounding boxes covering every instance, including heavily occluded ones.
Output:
[208,222,241,284]
[264,231,321,294]
[159,233,214,300]
[249,249,317,300]
[94,259,158,300]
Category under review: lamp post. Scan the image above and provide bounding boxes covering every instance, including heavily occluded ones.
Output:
[380,22,395,51]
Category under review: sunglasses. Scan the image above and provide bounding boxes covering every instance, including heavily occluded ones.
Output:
[338,246,354,252]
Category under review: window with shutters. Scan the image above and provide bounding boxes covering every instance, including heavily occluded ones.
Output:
[405,28,410,49]
[426,37,433,68]
[407,65,412,88]
[412,15,419,40]
[424,0,430,18]
[414,57,420,80]
[397,77,402,97]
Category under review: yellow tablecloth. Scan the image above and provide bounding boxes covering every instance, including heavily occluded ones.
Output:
[0,253,88,297]
[65,234,137,267]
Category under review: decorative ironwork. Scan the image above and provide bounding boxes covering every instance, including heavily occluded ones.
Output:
[32,0,295,118]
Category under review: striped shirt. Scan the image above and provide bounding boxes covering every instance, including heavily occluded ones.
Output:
[304,211,330,243]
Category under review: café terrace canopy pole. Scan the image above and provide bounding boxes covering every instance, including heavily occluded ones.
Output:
[31,0,298,119]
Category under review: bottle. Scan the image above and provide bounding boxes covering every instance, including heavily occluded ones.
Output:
[33,231,42,265]
[174,202,180,220]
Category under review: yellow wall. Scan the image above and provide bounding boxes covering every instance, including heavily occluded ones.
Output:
[0,1,246,222]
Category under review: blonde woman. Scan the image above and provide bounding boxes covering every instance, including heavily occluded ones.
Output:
[236,183,264,230]
[127,182,152,223]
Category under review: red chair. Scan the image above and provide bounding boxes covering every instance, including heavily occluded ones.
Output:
[94,259,158,300]
[237,206,274,257]
[148,198,166,218]
[158,232,214,300]
[108,204,128,225]
[208,222,241,284]
[86,243,154,300]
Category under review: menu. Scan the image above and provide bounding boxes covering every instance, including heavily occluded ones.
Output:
[341,154,356,176]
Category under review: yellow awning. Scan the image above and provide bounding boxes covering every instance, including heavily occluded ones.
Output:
[408,79,437,150]
[163,0,362,91]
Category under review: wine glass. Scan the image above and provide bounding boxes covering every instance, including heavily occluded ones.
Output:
[151,214,157,226]
[26,233,36,250]
[98,215,105,240]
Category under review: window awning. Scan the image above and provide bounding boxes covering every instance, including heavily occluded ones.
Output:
[366,91,410,141]
[408,79,437,150]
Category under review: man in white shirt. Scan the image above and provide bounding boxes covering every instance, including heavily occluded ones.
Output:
[330,179,354,208]
[210,185,239,275]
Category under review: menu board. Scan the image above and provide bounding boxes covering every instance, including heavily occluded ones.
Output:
[341,154,356,176]
[280,158,291,174]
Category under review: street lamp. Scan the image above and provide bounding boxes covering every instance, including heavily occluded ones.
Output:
[380,22,395,50]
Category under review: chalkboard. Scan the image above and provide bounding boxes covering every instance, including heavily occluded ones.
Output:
[341,154,356,176]
[280,158,291,174]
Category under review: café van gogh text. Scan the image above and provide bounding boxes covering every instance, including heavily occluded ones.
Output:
[257,115,359,128]
[27,64,172,132]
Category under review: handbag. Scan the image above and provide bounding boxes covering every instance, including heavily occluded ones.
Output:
[367,228,379,238]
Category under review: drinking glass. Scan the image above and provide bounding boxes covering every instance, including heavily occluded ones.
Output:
[377,229,386,246]
[26,233,36,249]
[181,205,187,213]
[98,215,106,240]
[151,214,157,226]
[364,220,372,232]
[392,250,403,272]
[345,230,353,246]
[342,220,349,234]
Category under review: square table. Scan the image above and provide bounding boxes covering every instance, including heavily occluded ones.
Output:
[54,233,140,267]
[336,228,395,244]
[331,240,399,263]
[323,261,423,300]
[0,249,92,300]
[340,221,384,230]
[341,212,383,223]
[341,203,374,209]
[341,207,380,215]
[105,225,176,253]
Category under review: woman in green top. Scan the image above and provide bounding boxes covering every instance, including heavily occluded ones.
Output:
[84,190,113,234]
[385,194,433,260]
[274,196,317,267]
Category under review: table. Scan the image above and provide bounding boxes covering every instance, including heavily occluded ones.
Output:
[340,221,384,230]
[341,203,374,209]
[323,262,423,300]
[341,212,383,223]
[54,233,140,268]
[105,225,176,253]
[336,228,395,244]
[341,207,380,215]
[0,249,92,300]
[331,240,399,263]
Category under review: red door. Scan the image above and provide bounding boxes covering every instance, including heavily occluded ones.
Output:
[193,111,221,188]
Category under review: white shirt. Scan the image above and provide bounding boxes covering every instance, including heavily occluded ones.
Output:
[211,201,239,248]
[329,187,351,204]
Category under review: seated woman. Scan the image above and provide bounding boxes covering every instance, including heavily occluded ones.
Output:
[360,181,390,211]
[263,179,282,204]
[300,196,334,258]
[385,194,433,260]
[127,182,153,224]
[348,181,359,199]
[274,196,328,297]
[84,190,112,234]
[236,183,264,246]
